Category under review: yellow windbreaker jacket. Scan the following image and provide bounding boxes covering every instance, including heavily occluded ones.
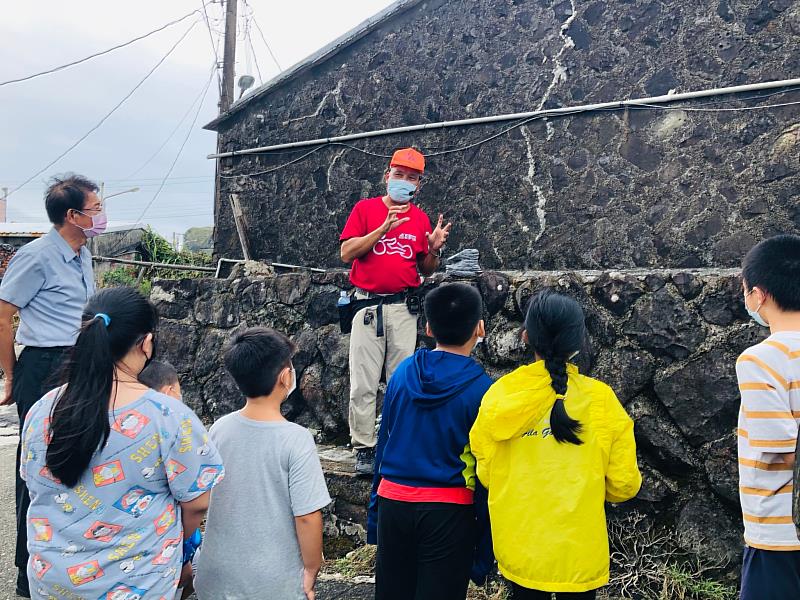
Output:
[469,361,641,592]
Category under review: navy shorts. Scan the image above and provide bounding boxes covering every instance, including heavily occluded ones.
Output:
[741,546,800,600]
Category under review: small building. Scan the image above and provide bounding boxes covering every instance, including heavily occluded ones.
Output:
[0,223,143,279]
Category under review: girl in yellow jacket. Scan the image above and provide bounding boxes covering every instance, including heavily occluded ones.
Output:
[469,289,641,599]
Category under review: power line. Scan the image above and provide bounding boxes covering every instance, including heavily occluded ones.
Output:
[0,7,205,87]
[132,63,217,225]
[103,66,216,257]
[8,21,200,198]
[199,0,223,97]
[124,62,218,180]
[219,146,324,178]
[7,176,214,190]
[246,29,263,85]
[217,90,800,180]
[633,99,800,112]
[251,14,282,72]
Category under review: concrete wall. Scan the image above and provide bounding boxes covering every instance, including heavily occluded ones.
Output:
[211,0,800,270]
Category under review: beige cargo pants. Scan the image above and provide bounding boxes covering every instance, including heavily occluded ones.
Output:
[348,291,418,449]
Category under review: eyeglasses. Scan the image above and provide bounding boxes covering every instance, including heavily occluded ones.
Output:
[75,205,105,216]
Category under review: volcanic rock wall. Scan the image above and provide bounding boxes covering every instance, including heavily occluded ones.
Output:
[154,268,762,567]
[211,0,800,270]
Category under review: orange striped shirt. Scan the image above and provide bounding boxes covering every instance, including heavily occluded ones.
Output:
[737,332,800,551]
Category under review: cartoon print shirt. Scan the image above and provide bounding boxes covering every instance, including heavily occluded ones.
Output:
[340,196,432,294]
[20,387,224,600]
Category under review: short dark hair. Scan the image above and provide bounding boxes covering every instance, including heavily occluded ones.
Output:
[139,361,179,390]
[224,327,296,398]
[743,234,800,312]
[45,173,99,225]
[424,283,483,346]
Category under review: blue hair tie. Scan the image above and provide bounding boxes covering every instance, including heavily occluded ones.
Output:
[95,313,111,327]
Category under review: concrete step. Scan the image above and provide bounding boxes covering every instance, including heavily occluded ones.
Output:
[318,444,373,557]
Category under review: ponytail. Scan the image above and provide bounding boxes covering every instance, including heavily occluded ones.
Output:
[543,357,583,445]
[46,287,158,487]
[47,317,114,487]
[524,289,587,447]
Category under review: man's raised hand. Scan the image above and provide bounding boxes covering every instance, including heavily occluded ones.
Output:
[380,206,411,234]
[426,214,452,251]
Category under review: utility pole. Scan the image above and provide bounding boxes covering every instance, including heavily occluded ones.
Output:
[219,0,238,113]
[0,187,7,223]
[213,0,238,262]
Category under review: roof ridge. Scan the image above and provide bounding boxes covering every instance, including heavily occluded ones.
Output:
[204,0,427,131]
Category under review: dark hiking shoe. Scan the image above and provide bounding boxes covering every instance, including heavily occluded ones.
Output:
[16,569,30,598]
[355,447,376,476]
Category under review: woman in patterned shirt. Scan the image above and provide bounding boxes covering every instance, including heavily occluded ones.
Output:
[19,286,224,599]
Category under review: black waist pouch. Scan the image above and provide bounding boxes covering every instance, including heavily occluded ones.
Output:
[338,292,406,335]
[338,297,380,334]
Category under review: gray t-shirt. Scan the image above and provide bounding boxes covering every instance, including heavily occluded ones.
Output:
[194,413,331,600]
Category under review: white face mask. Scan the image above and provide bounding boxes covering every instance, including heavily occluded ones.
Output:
[286,365,297,397]
[744,290,769,327]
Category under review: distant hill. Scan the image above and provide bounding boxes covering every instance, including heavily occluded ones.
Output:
[184,227,213,253]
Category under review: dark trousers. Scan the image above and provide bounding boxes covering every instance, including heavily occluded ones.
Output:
[14,346,69,575]
[375,497,475,600]
[741,545,800,600]
[511,584,597,599]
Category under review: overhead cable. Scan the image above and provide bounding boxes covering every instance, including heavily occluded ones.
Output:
[209,78,800,160]
[0,7,206,87]
[129,62,217,225]
[125,62,219,180]
[251,15,283,72]
[215,88,800,179]
[8,21,200,197]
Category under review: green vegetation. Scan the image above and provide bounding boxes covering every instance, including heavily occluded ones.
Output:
[661,565,737,600]
[323,544,375,578]
[99,228,212,292]
[319,533,737,600]
[607,512,737,600]
[100,266,152,296]
[141,227,212,272]
[183,226,214,253]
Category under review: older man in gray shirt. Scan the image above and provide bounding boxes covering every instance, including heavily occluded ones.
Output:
[0,173,103,598]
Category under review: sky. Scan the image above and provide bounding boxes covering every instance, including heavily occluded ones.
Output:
[0,0,396,241]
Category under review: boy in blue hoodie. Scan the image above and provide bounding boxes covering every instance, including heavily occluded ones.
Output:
[368,282,493,600]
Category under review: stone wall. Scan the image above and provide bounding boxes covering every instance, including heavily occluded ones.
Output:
[153,268,762,570]
[211,0,800,270]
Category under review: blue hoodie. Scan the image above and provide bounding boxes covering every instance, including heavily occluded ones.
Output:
[367,348,494,582]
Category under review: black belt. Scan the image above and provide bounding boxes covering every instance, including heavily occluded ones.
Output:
[353,290,408,337]
[354,288,407,303]
[22,346,71,353]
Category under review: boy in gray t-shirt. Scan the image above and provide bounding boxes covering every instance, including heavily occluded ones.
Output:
[194,328,331,600]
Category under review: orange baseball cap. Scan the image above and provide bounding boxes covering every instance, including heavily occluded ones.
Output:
[390,147,425,173]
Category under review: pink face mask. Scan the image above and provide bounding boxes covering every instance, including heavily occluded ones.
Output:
[75,210,108,238]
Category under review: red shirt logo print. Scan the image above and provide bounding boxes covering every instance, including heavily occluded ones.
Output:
[373,236,414,259]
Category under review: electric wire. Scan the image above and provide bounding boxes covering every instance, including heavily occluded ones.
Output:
[129,63,217,226]
[251,15,283,72]
[217,90,800,179]
[0,7,206,87]
[8,21,200,197]
[124,62,219,180]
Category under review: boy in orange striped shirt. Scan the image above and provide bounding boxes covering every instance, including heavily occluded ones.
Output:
[737,234,800,600]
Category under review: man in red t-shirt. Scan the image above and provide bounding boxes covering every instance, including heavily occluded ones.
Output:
[340,148,451,474]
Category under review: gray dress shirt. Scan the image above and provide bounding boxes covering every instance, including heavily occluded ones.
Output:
[0,228,95,347]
